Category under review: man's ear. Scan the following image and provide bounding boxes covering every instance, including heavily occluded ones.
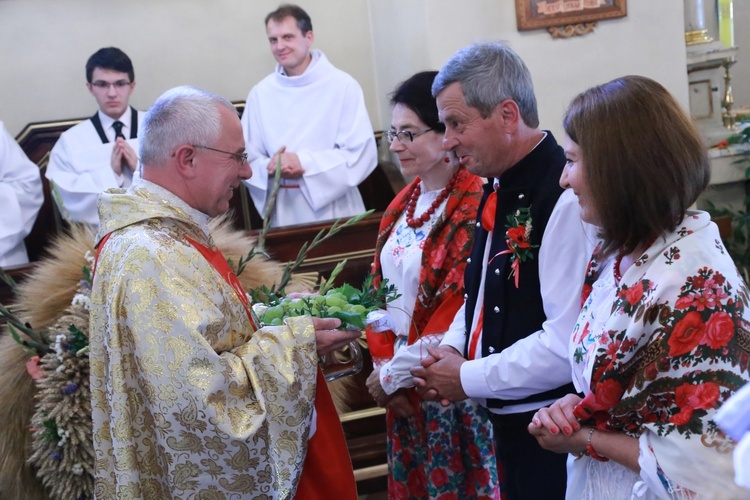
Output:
[174,145,198,179]
[495,99,521,132]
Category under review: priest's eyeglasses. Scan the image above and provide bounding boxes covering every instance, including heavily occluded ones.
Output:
[192,145,249,165]
[90,80,132,90]
[385,128,433,144]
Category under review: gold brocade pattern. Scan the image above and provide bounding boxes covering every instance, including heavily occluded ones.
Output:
[90,181,319,499]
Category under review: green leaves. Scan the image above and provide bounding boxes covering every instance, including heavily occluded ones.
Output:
[258,277,401,330]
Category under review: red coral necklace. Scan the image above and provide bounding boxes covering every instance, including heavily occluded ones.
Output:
[613,251,624,283]
[405,168,461,229]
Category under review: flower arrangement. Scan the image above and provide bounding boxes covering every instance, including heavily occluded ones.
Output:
[493,206,538,287]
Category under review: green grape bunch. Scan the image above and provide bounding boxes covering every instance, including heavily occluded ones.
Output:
[258,275,400,330]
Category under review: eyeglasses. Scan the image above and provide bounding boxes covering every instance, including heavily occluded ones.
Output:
[90,80,132,90]
[192,145,249,165]
[385,128,433,144]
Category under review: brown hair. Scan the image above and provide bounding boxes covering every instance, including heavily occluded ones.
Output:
[265,4,312,34]
[564,75,709,256]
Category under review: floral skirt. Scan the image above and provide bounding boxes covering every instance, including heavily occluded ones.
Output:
[386,394,501,500]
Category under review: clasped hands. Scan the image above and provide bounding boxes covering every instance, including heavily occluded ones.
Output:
[411,345,469,406]
[110,138,138,177]
[528,393,590,455]
[267,145,304,179]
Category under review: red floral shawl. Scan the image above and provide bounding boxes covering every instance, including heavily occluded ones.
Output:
[366,167,483,359]
[572,214,750,441]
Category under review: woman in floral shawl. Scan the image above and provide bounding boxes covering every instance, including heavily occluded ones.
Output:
[528,75,750,499]
[365,71,499,499]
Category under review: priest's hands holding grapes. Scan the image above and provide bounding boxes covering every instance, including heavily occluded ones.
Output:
[312,317,361,357]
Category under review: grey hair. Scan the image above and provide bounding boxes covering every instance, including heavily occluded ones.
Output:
[432,41,539,127]
[140,86,236,166]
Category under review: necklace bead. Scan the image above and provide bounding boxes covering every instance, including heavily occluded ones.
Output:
[405,168,462,229]
[613,251,624,283]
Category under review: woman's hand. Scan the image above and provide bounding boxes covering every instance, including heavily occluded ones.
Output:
[528,394,588,455]
[386,391,414,418]
[530,393,583,436]
[366,366,389,407]
[529,422,590,455]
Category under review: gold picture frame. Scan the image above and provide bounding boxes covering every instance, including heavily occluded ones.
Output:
[515,0,627,36]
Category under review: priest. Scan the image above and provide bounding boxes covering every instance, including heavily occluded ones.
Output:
[89,85,359,499]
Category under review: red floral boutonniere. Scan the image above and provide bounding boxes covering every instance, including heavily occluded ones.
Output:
[491,207,538,287]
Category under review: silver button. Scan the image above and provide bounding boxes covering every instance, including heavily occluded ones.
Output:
[518,193,525,199]
[476,221,481,227]
[494,268,500,276]
[488,346,495,353]
[467,258,472,263]
[494,306,500,313]
[464,293,469,299]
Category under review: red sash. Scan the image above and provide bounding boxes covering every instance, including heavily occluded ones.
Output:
[185,236,260,331]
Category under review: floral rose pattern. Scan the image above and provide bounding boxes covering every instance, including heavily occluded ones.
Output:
[573,214,750,443]
[369,168,500,499]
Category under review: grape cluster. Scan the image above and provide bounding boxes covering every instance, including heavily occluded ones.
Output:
[258,279,400,330]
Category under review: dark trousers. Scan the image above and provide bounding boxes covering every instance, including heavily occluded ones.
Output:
[489,409,567,500]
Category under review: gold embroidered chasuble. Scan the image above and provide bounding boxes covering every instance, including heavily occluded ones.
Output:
[90,179,319,499]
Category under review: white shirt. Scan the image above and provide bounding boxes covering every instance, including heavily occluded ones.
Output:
[376,183,449,395]
[441,188,596,414]
[46,107,143,226]
[0,121,43,267]
[242,50,377,227]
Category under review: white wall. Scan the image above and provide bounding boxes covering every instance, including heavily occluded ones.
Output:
[369,0,688,141]
[2,0,688,143]
[0,0,377,135]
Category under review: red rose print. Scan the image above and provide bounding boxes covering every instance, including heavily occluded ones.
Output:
[448,453,463,472]
[668,311,705,357]
[468,443,481,462]
[430,468,449,488]
[431,246,449,268]
[407,468,426,495]
[624,285,644,306]
[428,419,440,432]
[703,311,735,349]
[474,467,491,487]
[436,493,459,500]
[453,229,469,252]
[675,383,697,407]
[593,378,625,410]
[392,481,409,498]
[444,267,463,288]
[693,382,721,409]
[675,382,721,411]
[669,406,694,426]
